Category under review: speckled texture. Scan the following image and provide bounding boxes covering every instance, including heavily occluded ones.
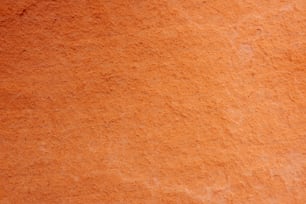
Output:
[0,0,306,203]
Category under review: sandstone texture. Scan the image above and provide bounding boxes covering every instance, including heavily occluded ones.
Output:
[1,0,306,203]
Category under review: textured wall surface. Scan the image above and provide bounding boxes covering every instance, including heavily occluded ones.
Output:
[1,0,306,203]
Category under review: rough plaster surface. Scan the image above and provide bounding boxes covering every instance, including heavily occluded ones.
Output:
[1,0,306,203]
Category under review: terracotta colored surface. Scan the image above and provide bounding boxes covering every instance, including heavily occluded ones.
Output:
[1,0,306,203]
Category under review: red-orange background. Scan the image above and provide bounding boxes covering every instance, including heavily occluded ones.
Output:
[1,0,306,203]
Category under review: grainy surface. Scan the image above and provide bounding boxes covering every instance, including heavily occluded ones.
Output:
[1,0,306,203]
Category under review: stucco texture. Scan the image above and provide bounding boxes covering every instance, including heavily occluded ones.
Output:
[1,0,306,203]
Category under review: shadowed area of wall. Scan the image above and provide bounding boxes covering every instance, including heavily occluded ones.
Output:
[1,0,306,203]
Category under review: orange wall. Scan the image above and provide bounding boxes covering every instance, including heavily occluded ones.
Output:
[1,0,306,203]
